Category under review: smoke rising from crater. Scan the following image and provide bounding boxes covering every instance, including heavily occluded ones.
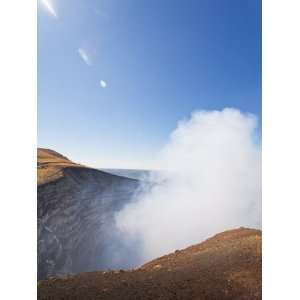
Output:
[115,108,261,263]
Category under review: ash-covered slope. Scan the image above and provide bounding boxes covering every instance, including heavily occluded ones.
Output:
[38,228,261,300]
[101,168,151,181]
[37,148,140,280]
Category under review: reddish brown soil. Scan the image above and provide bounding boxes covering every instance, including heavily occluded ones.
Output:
[38,228,261,300]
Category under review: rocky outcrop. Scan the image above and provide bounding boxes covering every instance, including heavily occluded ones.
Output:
[37,149,140,280]
[38,228,262,300]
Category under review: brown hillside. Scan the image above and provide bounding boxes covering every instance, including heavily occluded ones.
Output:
[37,148,84,185]
[38,228,261,300]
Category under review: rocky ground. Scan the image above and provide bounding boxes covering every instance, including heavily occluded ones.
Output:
[38,228,261,300]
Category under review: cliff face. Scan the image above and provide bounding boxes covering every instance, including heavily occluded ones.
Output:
[37,149,140,280]
[38,228,262,300]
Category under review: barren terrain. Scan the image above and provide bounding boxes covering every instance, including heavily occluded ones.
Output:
[38,228,261,300]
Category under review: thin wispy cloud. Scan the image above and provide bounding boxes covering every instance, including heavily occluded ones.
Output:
[100,80,107,88]
[40,0,58,18]
[78,48,91,65]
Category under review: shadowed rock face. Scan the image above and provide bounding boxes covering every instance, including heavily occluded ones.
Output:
[37,149,140,280]
[38,228,262,300]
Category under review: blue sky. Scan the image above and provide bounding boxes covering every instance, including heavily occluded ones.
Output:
[38,0,261,169]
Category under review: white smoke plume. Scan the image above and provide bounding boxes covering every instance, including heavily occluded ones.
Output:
[115,108,261,263]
